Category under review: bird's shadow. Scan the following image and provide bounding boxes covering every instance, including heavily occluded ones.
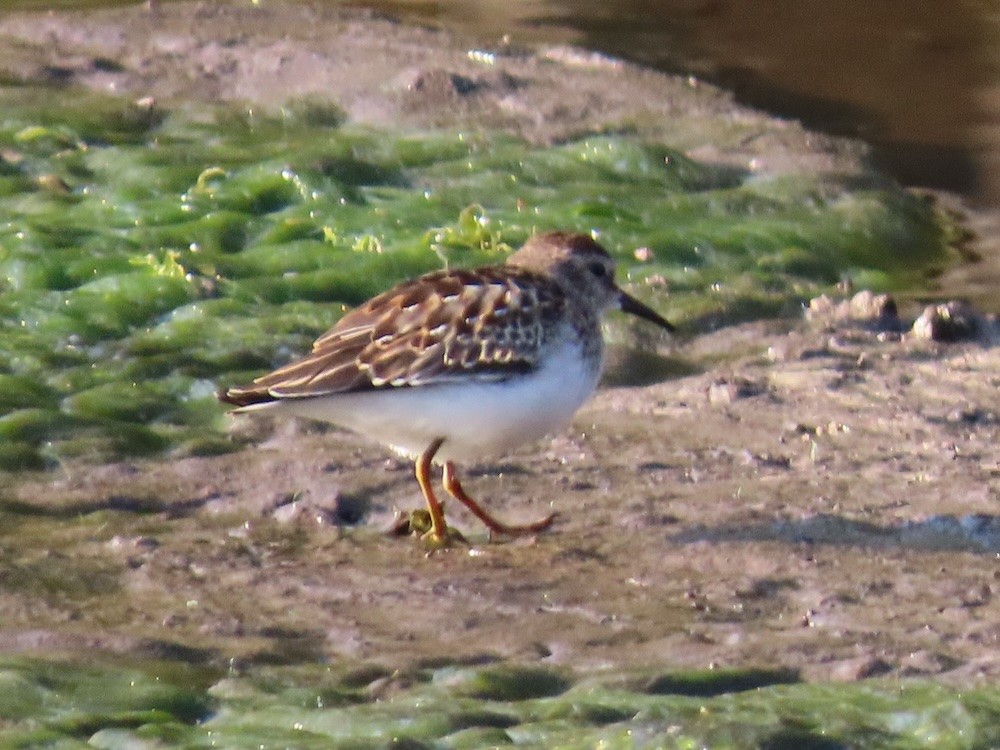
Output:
[670,512,1000,555]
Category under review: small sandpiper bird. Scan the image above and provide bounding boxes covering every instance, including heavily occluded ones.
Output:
[220,231,673,544]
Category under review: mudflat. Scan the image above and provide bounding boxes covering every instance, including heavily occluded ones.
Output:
[1,1,997,684]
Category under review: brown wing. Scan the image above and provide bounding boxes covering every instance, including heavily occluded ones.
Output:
[221,266,564,405]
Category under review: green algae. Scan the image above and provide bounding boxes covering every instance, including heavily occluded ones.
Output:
[0,657,997,749]
[0,87,949,468]
[0,657,213,749]
[643,666,800,697]
[458,665,572,701]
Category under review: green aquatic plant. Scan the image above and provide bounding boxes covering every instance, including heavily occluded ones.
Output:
[0,657,997,748]
[0,88,948,469]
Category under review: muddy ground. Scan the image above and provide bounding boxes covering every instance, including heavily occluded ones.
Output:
[0,0,870,172]
[5,310,1000,685]
[1,1,998,684]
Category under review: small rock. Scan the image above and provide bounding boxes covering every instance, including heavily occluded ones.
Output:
[399,68,481,99]
[911,301,980,342]
[269,492,338,525]
[828,654,893,681]
[848,289,898,323]
[106,535,160,551]
[900,650,961,676]
[806,293,837,319]
[707,376,768,404]
[740,450,791,469]
[806,290,901,331]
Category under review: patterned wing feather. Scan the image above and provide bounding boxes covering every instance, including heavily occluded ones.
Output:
[223,267,564,404]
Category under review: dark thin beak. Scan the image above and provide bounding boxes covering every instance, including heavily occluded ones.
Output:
[618,290,674,332]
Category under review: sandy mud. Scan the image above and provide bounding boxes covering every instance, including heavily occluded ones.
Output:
[0,1,997,685]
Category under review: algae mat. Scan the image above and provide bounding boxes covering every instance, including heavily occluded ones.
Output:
[0,88,946,468]
[1,3,996,749]
[2,656,999,748]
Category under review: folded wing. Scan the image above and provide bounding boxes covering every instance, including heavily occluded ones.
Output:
[221,266,564,406]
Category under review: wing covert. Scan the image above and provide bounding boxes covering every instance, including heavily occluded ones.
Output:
[227,266,565,402]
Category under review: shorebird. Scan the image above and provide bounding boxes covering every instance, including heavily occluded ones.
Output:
[220,231,673,544]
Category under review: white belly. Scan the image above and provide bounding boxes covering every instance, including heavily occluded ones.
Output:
[255,335,601,462]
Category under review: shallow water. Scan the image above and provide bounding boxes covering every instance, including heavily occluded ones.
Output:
[6,0,990,203]
[346,1,992,202]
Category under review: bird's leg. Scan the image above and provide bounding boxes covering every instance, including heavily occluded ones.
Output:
[415,438,450,544]
[442,461,556,538]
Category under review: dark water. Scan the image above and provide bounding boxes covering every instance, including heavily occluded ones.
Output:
[351,0,997,207]
[6,0,996,205]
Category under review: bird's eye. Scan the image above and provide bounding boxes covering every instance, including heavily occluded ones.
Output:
[588,262,608,278]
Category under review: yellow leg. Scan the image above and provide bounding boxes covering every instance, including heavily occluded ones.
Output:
[442,461,556,538]
[415,438,449,544]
